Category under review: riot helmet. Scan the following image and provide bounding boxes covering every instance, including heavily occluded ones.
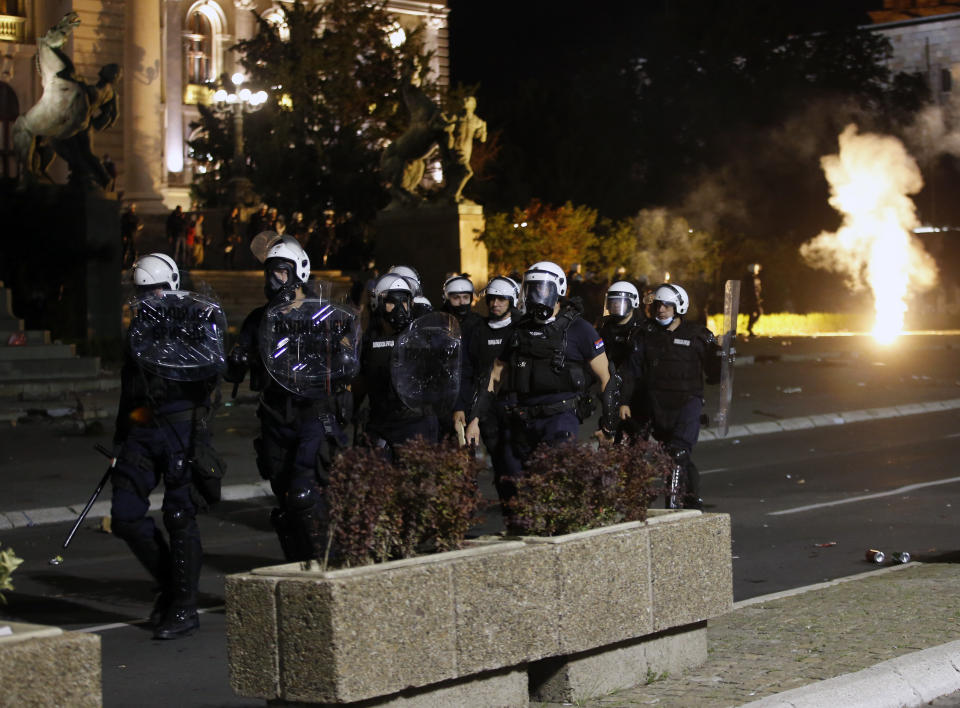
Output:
[389,264,423,298]
[485,275,520,308]
[374,273,414,331]
[652,283,688,326]
[442,275,474,317]
[606,281,640,318]
[132,253,179,295]
[522,261,566,322]
[263,235,310,299]
[413,295,434,318]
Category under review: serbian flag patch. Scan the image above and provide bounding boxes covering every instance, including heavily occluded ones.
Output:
[594,338,604,349]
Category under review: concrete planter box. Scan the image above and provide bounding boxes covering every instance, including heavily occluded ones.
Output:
[0,621,102,707]
[227,510,732,706]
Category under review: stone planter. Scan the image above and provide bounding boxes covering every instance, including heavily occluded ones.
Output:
[226,510,732,707]
[0,620,102,707]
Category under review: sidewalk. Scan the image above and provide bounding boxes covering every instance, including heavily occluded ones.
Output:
[535,561,960,708]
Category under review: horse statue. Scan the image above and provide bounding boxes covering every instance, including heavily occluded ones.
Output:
[379,74,446,209]
[13,12,121,190]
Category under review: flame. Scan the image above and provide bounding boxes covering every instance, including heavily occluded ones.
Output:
[800,124,937,344]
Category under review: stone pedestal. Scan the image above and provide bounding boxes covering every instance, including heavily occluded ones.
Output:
[0,185,122,343]
[374,203,488,297]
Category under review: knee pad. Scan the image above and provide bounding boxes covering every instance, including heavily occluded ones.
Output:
[666,445,690,467]
[286,483,318,514]
[163,508,196,535]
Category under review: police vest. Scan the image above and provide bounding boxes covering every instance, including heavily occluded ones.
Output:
[508,311,585,396]
[639,321,710,397]
[598,314,644,370]
[475,319,514,374]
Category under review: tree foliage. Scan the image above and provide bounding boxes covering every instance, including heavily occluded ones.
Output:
[189,0,433,265]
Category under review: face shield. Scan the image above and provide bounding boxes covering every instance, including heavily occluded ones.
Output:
[523,280,559,322]
[606,295,633,318]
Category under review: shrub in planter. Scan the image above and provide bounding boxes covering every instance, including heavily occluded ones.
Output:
[0,543,23,604]
[505,438,671,536]
[326,437,484,567]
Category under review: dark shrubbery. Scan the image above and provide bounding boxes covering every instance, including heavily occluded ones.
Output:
[505,438,671,537]
[326,437,484,567]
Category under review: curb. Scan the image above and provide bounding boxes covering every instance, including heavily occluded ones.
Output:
[0,481,274,530]
[700,398,960,441]
[739,639,960,707]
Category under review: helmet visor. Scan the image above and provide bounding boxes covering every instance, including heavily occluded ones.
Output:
[523,280,559,309]
[606,295,632,317]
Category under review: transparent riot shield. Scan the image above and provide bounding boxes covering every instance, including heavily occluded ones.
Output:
[259,298,361,398]
[128,291,227,381]
[715,280,741,437]
[391,312,462,414]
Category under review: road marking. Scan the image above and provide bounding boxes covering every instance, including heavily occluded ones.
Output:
[79,605,225,633]
[701,467,728,475]
[767,475,960,516]
[946,432,960,439]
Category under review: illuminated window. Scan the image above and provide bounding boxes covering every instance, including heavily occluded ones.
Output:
[183,1,226,86]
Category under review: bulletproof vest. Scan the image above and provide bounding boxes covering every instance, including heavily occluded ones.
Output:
[475,318,514,374]
[361,330,412,420]
[508,311,585,396]
[640,320,705,397]
[598,314,643,369]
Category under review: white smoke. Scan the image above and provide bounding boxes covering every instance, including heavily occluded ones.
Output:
[800,124,938,340]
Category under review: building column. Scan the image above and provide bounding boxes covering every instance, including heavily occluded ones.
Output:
[234,0,257,43]
[164,0,184,176]
[123,0,165,213]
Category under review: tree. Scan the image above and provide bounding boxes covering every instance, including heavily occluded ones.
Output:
[480,200,600,277]
[189,0,433,266]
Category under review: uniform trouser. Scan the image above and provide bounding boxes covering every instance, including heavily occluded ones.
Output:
[500,409,580,508]
[651,395,703,498]
[366,414,439,461]
[479,401,512,508]
[255,408,344,562]
[110,417,202,607]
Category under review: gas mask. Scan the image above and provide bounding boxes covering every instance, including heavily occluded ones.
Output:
[264,259,298,300]
[523,280,559,324]
[380,293,412,331]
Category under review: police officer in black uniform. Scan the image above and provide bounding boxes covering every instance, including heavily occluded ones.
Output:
[597,280,647,442]
[440,274,484,335]
[224,236,346,564]
[455,275,520,506]
[111,253,221,640]
[465,261,618,510]
[619,282,721,509]
[353,273,439,453]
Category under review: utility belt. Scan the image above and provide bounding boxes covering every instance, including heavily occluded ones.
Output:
[506,396,578,420]
[129,405,208,427]
[259,394,331,425]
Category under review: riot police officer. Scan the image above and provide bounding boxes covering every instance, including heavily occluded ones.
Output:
[389,264,433,318]
[465,262,618,510]
[597,281,646,442]
[441,274,484,335]
[224,236,348,564]
[455,275,520,505]
[597,281,645,370]
[111,253,223,640]
[353,273,439,451]
[619,283,721,509]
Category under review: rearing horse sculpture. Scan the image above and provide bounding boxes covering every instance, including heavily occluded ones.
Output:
[379,75,446,209]
[13,12,121,189]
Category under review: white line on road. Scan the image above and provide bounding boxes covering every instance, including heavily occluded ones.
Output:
[701,467,728,475]
[767,475,960,516]
[946,432,960,439]
[79,605,225,634]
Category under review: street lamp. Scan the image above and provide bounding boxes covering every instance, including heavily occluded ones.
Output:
[212,73,267,205]
[212,73,267,172]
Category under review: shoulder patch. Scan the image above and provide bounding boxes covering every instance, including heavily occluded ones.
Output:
[594,337,605,349]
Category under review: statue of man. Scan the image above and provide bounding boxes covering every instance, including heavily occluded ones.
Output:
[440,96,487,204]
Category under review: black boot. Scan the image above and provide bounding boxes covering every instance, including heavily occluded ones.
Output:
[112,518,173,626]
[154,510,201,640]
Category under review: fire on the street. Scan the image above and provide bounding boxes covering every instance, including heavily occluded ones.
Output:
[800,124,937,344]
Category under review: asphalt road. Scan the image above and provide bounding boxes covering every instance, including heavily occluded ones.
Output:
[1,336,959,705]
